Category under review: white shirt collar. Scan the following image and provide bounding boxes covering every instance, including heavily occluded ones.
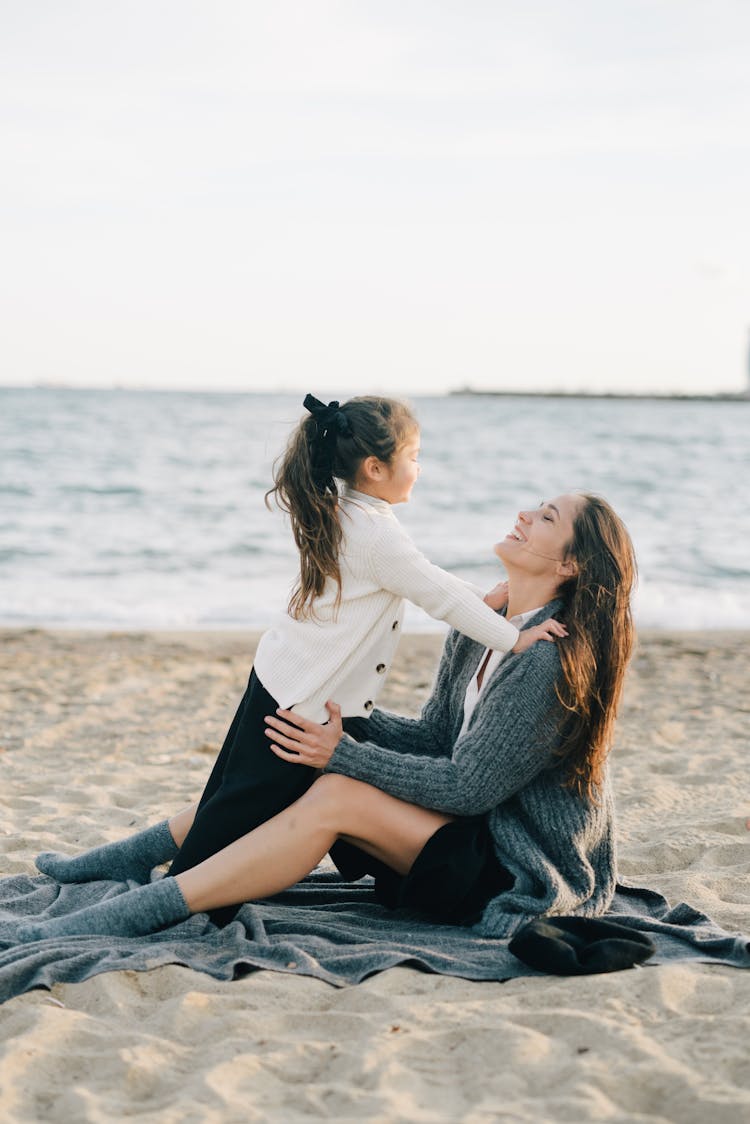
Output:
[509,606,545,629]
[341,485,391,512]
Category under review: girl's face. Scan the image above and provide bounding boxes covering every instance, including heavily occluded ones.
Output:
[379,431,421,504]
[494,494,583,576]
[356,430,421,505]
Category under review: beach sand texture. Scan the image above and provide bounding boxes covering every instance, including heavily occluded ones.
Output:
[0,629,748,1123]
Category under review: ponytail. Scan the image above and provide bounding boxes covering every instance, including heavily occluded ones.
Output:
[266,394,417,619]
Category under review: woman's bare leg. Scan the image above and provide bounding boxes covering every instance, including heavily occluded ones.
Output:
[19,776,452,940]
[175,774,452,915]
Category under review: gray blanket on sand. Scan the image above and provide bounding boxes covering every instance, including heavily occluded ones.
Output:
[1,871,748,1003]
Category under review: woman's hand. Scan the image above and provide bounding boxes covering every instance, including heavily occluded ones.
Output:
[265,701,343,768]
[484,581,509,611]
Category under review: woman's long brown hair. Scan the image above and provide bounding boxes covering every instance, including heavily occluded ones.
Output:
[266,396,417,619]
[555,494,637,799]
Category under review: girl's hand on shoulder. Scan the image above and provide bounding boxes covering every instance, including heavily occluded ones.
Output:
[512,618,568,653]
[484,581,509,611]
[265,701,343,767]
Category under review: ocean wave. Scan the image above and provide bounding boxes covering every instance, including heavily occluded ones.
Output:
[0,485,33,496]
[58,485,144,496]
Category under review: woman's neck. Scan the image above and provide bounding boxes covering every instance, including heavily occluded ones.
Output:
[505,574,562,620]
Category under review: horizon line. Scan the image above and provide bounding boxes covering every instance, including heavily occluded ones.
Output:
[1,383,747,402]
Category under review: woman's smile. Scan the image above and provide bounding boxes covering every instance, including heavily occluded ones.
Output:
[505,524,528,543]
[496,495,582,570]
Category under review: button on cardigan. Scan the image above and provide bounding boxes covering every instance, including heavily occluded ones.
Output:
[253,488,521,722]
[329,601,617,938]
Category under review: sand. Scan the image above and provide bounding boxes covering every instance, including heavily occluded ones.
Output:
[0,628,748,1122]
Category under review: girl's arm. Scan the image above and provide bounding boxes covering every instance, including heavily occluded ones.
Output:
[367,520,522,652]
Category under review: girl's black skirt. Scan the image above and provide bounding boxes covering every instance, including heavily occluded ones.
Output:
[329,816,514,926]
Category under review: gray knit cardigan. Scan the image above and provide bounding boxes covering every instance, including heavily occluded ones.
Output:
[328,600,617,938]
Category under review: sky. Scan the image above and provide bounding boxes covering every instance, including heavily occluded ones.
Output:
[2,0,749,396]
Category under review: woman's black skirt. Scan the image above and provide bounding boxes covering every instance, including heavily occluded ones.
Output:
[329,817,514,926]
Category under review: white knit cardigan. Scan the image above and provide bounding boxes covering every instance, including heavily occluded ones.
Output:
[253,488,519,722]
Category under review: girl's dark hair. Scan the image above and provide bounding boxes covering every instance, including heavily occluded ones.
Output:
[555,494,637,799]
[266,396,418,619]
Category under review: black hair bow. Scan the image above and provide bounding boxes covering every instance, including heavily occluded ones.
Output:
[303,394,352,488]
[303,394,352,438]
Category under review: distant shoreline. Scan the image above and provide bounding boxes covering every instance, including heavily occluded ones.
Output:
[449,388,750,402]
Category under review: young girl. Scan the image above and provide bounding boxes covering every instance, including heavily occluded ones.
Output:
[36,394,565,900]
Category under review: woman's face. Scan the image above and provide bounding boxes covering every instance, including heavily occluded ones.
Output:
[495,493,583,575]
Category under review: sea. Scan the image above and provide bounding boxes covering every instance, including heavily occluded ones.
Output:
[1,388,748,632]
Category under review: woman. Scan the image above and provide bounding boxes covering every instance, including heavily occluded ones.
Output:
[19,491,636,942]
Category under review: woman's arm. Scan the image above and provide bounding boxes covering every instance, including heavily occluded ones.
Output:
[344,710,448,757]
[268,643,564,817]
[327,650,561,815]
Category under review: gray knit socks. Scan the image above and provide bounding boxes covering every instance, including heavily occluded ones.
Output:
[18,876,191,941]
[35,820,179,885]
